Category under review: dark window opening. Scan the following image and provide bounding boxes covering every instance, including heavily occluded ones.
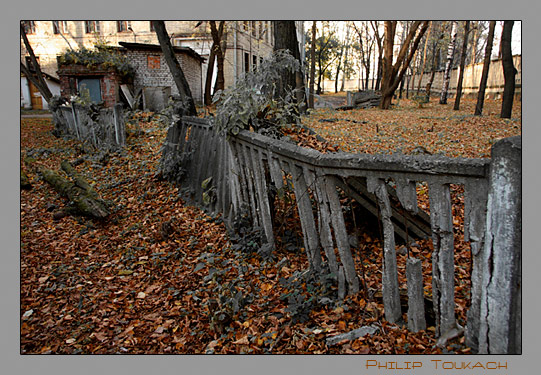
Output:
[244,52,250,72]
[53,21,68,34]
[117,21,131,32]
[22,21,35,34]
[78,78,102,103]
[85,21,100,34]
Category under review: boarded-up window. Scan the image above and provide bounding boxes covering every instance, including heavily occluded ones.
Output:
[147,55,161,69]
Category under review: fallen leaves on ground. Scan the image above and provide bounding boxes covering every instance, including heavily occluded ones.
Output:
[20,96,519,354]
[302,97,521,158]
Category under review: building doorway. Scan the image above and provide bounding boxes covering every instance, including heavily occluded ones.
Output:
[28,81,43,110]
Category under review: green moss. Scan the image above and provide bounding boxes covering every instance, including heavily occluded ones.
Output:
[59,45,135,80]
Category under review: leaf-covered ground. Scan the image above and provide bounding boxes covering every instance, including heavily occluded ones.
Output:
[303,96,521,158]
[20,97,520,354]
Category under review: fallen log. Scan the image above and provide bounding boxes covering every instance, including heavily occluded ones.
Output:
[38,166,110,219]
[21,170,32,190]
[60,160,98,198]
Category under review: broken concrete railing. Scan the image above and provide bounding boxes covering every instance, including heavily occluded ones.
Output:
[52,103,126,148]
[159,116,521,354]
[473,136,522,355]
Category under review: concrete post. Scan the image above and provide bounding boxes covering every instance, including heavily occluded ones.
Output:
[478,136,521,354]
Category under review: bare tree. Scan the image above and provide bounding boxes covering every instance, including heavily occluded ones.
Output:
[370,21,383,90]
[273,21,307,112]
[416,21,432,93]
[379,21,429,109]
[454,21,471,110]
[334,26,346,93]
[353,22,374,92]
[203,21,226,106]
[474,21,496,116]
[500,21,517,118]
[314,22,338,94]
[439,21,458,104]
[20,22,53,103]
[340,23,352,92]
[204,36,216,106]
[425,21,446,100]
[152,21,197,116]
[209,21,226,95]
[308,21,316,109]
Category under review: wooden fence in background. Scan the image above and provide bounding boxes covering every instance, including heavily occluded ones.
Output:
[52,103,126,148]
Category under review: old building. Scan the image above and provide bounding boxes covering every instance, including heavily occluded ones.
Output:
[56,57,131,108]
[119,41,204,110]
[20,71,60,110]
[21,21,284,109]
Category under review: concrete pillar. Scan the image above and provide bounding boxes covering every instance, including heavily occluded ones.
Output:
[478,136,521,354]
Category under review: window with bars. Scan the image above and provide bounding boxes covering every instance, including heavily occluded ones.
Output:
[22,21,35,34]
[53,21,68,34]
[251,21,256,37]
[117,21,131,32]
[84,21,100,34]
[258,21,263,39]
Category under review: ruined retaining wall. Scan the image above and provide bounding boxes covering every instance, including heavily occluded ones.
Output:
[160,116,521,354]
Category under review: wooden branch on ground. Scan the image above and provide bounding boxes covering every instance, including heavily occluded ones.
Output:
[60,160,98,198]
[21,170,32,190]
[37,164,110,219]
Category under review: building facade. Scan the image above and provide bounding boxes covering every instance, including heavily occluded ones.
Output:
[21,21,282,109]
[120,42,204,109]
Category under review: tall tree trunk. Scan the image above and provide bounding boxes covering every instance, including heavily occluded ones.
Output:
[417,22,432,93]
[20,22,53,103]
[209,21,226,95]
[475,21,496,116]
[379,21,429,109]
[425,22,445,100]
[334,44,344,93]
[500,21,516,119]
[398,22,409,99]
[317,49,324,95]
[340,24,350,92]
[471,21,478,64]
[309,21,316,108]
[439,21,458,104]
[152,21,197,116]
[371,21,383,91]
[409,47,420,97]
[204,44,216,106]
[273,21,307,113]
[454,21,470,110]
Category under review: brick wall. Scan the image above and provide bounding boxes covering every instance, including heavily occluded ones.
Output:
[58,64,121,108]
[125,49,203,103]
